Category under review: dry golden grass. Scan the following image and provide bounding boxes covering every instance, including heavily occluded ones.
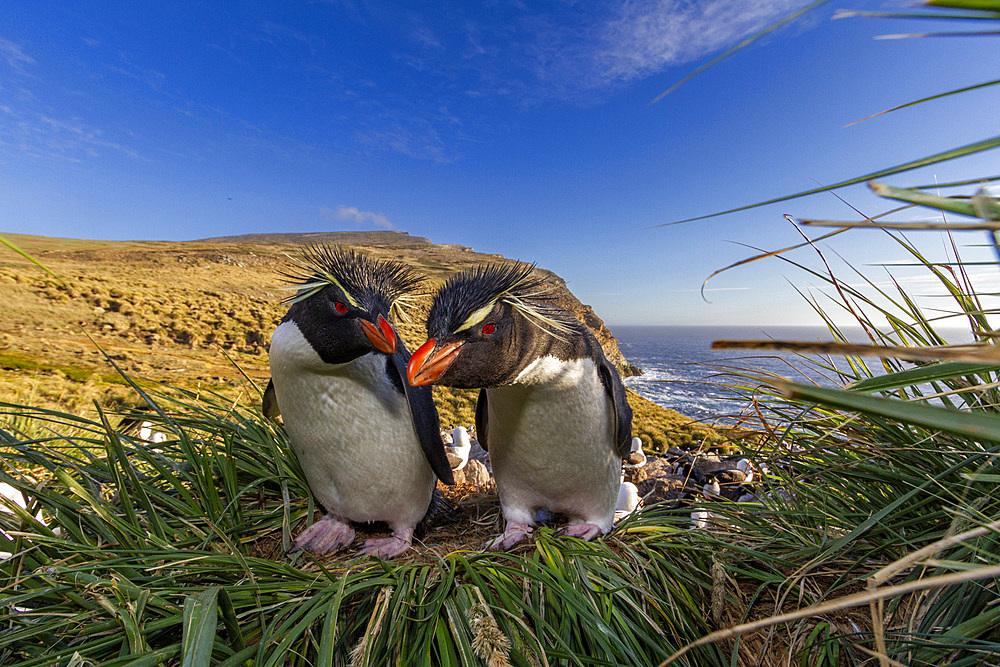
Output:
[1,231,728,449]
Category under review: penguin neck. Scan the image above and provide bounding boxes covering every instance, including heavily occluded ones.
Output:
[510,355,597,389]
[271,321,396,388]
[504,318,597,386]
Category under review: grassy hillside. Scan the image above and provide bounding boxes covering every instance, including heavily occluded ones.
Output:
[0,231,723,450]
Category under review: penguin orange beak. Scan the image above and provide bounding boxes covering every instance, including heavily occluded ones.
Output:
[407,338,464,386]
[361,314,397,354]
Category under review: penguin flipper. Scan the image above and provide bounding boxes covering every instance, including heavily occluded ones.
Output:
[389,351,455,485]
[598,358,633,459]
[474,388,489,452]
[419,488,458,531]
[262,378,281,419]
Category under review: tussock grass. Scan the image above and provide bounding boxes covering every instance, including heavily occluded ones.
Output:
[0,387,734,665]
[3,2,1000,665]
[667,2,1000,663]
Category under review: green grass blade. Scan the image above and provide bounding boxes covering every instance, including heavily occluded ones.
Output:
[778,379,1000,443]
[656,134,1000,226]
[870,181,1000,219]
[649,0,830,105]
[848,362,1000,392]
[927,0,1000,12]
[216,588,245,653]
[845,77,1000,127]
[181,587,221,667]
[0,235,68,286]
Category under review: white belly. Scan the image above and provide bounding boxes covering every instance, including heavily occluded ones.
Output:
[269,322,434,528]
[487,357,619,529]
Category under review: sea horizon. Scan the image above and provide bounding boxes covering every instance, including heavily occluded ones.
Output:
[611,323,976,423]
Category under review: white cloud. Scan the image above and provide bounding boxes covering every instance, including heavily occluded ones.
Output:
[594,0,812,84]
[109,64,166,91]
[320,205,394,229]
[0,38,35,72]
[0,106,144,163]
[418,2,818,102]
[849,268,1000,295]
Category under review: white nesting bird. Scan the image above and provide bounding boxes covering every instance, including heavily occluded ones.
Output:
[446,426,473,471]
[736,458,754,484]
[690,477,724,529]
[0,485,42,596]
[0,482,44,525]
[138,421,169,444]
[614,481,640,522]
[690,509,711,530]
[623,436,646,469]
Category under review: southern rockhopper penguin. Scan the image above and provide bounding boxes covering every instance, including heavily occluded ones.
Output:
[407,262,633,549]
[267,246,454,559]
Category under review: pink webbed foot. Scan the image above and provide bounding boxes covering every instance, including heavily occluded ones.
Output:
[558,522,604,541]
[359,527,414,559]
[485,522,534,551]
[292,515,356,554]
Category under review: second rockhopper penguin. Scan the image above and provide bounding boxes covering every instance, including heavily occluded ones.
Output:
[268,246,453,558]
[407,262,632,549]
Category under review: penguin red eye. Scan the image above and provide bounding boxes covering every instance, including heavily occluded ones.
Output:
[334,302,348,314]
[482,324,495,335]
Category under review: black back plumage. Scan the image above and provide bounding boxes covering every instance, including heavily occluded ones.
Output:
[389,341,454,485]
[598,359,633,459]
[388,344,453,484]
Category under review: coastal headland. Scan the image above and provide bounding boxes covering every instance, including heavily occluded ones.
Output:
[1,231,730,450]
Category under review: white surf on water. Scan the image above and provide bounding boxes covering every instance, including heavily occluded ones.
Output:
[615,325,867,423]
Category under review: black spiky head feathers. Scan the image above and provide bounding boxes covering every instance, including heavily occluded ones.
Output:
[280,245,422,317]
[426,261,574,340]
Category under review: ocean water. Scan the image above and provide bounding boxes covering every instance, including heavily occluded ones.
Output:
[614,325,857,423]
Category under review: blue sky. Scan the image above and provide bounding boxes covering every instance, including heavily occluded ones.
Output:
[2,2,998,327]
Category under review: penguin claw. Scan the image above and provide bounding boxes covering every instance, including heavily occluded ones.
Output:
[557,523,603,541]
[291,515,356,554]
[359,535,412,559]
[485,522,534,551]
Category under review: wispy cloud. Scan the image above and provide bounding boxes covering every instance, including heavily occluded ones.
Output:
[427,1,816,100]
[848,268,1000,295]
[662,287,751,293]
[592,0,813,86]
[0,37,35,72]
[310,2,822,160]
[108,64,166,92]
[0,37,151,164]
[193,3,820,163]
[0,116,143,163]
[1,5,822,169]
[36,115,144,160]
[320,205,394,229]
[354,114,454,164]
